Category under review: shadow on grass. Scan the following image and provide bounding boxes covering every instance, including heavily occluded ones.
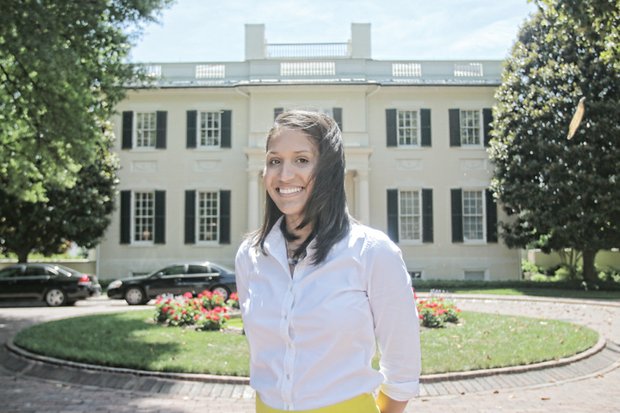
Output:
[14,311,183,371]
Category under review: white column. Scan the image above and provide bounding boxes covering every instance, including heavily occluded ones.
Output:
[357,170,370,224]
[248,170,260,231]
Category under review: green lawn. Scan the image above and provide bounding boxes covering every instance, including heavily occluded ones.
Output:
[14,310,598,376]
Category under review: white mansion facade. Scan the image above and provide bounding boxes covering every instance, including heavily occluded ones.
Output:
[97,23,521,281]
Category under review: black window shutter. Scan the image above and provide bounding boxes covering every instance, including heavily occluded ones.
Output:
[219,190,231,244]
[221,110,232,148]
[186,110,197,148]
[386,109,397,147]
[332,107,343,131]
[422,188,433,243]
[274,107,284,120]
[486,189,498,243]
[421,109,431,147]
[185,190,196,244]
[120,190,131,244]
[483,108,493,147]
[156,111,167,149]
[449,109,461,147]
[387,189,399,243]
[154,191,166,244]
[122,111,133,149]
[451,188,463,243]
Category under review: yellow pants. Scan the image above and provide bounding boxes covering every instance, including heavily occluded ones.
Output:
[256,393,380,413]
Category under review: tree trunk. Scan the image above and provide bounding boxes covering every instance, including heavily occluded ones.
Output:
[582,249,598,285]
[17,250,29,263]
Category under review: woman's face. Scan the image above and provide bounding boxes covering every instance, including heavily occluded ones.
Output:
[264,127,318,225]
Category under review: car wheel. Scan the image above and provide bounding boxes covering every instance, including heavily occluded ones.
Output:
[45,288,66,307]
[125,287,146,305]
[211,285,230,301]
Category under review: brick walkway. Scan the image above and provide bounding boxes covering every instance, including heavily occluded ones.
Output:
[1,295,619,413]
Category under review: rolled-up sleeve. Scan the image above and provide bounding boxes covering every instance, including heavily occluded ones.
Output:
[366,237,421,401]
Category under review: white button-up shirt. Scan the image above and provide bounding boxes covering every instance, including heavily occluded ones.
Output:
[235,219,421,411]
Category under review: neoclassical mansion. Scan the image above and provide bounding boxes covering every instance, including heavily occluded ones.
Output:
[97,23,521,281]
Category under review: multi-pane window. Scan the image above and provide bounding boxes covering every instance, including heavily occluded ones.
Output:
[199,112,221,147]
[198,191,219,242]
[462,190,484,241]
[460,110,481,145]
[133,192,154,242]
[136,112,157,148]
[399,190,421,241]
[398,110,419,146]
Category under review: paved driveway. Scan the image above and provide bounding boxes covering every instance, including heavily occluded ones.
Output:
[1,295,619,413]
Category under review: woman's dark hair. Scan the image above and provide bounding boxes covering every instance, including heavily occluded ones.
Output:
[254,110,350,266]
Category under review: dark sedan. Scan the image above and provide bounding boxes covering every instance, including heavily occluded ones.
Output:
[106,262,237,305]
[0,263,101,306]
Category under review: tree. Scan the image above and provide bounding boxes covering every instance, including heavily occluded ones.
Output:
[489,0,620,285]
[0,0,172,261]
[0,132,119,263]
[0,0,172,202]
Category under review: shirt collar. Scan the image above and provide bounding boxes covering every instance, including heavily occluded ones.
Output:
[263,216,317,264]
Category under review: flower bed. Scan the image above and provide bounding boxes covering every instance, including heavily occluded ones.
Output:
[416,290,461,328]
[155,289,458,331]
[154,291,239,331]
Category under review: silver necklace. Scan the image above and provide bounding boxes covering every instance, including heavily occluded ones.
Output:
[286,241,303,266]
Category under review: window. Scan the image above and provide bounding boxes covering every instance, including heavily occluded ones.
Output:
[120,190,165,245]
[398,110,419,146]
[399,190,421,241]
[199,111,221,147]
[133,192,154,242]
[160,265,185,276]
[386,109,431,147]
[462,190,485,241]
[184,190,230,245]
[121,111,167,150]
[387,189,433,244]
[135,112,157,148]
[188,265,210,274]
[451,188,497,244]
[186,110,232,149]
[0,267,22,278]
[198,191,219,242]
[460,110,481,145]
[449,108,492,147]
[464,270,486,281]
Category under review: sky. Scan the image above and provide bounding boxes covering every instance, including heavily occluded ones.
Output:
[128,0,538,63]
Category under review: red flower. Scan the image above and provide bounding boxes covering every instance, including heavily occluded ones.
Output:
[183,292,193,299]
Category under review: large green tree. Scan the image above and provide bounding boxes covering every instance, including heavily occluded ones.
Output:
[0,133,119,263]
[0,0,172,201]
[0,0,172,261]
[489,0,620,284]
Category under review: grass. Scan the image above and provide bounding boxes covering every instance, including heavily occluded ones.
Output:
[416,311,598,374]
[14,310,598,376]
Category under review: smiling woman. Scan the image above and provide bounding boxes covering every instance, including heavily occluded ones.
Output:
[236,110,421,413]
